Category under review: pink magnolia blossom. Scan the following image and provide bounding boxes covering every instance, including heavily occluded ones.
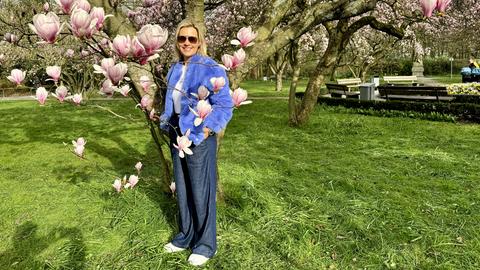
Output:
[210,77,226,93]
[230,26,257,47]
[93,58,115,75]
[36,87,49,105]
[169,182,176,193]
[100,38,109,47]
[138,94,152,110]
[232,88,252,108]
[7,69,26,85]
[72,137,86,158]
[100,79,116,97]
[29,12,62,44]
[72,93,83,105]
[139,75,151,92]
[106,63,128,85]
[127,175,139,188]
[55,0,76,14]
[80,50,90,57]
[136,24,168,55]
[131,37,146,57]
[189,100,212,126]
[46,65,61,83]
[112,179,122,192]
[111,35,132,58]
[43,2,50,12]
[221,48,245,70]
[420,0,437,17]
[198,86,210,100]
[191,85,209,100]
[221,54,234,70]
[52,85,69,102]
[233,48,246,66]
[135,162,142,172]
[90,7,112,30]
[130,38,154,65]
[76,0,91,12]
[70,8,97,39]
[174,129,193,158]
[65,49,75,57]
[117,85,131,97]
[436,0,451,13]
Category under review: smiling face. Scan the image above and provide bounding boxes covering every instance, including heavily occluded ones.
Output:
[177,26,200,62]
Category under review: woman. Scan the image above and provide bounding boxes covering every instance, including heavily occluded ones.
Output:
[159,19,233,266]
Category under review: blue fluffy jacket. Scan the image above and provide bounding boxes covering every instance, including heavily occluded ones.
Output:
[160,54,233,145]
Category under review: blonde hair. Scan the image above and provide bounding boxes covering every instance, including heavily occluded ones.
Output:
[174,18,208,60]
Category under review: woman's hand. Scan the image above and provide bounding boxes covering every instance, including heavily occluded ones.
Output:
[203,127,211,139]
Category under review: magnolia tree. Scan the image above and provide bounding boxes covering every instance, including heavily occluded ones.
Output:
[14,0,255,194]
[285,0,461,125]
[127,0,267,61]
[124,0,416,126]
[415,0,480,58]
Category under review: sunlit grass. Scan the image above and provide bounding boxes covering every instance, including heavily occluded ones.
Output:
[431,75,463,85]
[240,79,308,97]
[1,97,479,269]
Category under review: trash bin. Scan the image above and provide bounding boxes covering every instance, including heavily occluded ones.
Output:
[372,75,380,87]
[359,83,375,101]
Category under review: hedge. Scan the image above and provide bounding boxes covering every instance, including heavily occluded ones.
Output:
[295,92,480,123]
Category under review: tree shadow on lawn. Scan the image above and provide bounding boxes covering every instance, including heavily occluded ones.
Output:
[133,139,179,231]
[0,221,86,269]
[3,104,179,236]
[10,105,147,183]
[43,135,146,185]
[96,139,179,232]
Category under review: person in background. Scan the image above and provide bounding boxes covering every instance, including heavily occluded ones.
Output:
[468,57,479,69]
[159,18,233,266]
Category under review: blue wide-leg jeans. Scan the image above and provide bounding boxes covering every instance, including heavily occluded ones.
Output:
[169,115,217,258]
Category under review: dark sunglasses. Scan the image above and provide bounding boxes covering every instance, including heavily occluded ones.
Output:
[177,35,198,44]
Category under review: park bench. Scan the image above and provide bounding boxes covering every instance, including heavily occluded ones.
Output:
[326,83,360,99]
[336,78,362,89]
[383,75,418,85]
[378,85,454,102]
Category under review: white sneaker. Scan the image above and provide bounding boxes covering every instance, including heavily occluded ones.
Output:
[164,242,186,253]
[188,253,210,266]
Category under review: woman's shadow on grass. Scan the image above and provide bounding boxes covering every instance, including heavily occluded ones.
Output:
[0,221,86,269]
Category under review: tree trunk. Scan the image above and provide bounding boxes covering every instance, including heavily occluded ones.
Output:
[292,21,345,126]
[276,60,288,92]
[275,70,283,92]
[289,65,301,125]
[186,0,205,35]
[288,41,301,125]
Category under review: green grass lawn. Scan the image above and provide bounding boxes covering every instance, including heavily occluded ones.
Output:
[1,97,480,269]
[431,74,463,85]
[240,79,308,97]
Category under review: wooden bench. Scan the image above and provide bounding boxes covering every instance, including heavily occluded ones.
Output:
[336,78,362,89]
[326,83,360,99]
[378,85,454,102]
[383,75,418,84]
